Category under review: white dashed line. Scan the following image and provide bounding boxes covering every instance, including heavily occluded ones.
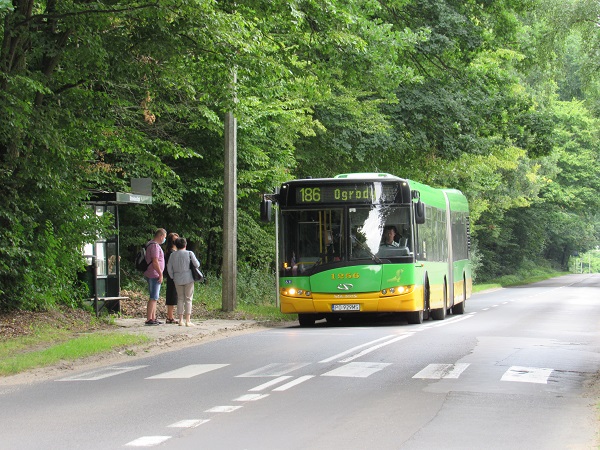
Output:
[501,366,553,384]
[57,365,148,381]
[412,363,470,379]
[322,362,391,378]
[205,405,243,413]
[237,363,311,377]
[146,364,228,379]
[125,436,171,447]
[272,375,315,391]
[319,335,399,363]
[234,393,270,401]
[249,376,293,391]
[167,419,209,428]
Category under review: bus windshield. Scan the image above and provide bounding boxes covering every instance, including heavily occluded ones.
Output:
[280,205,413,276]
[349,205,413,261]
[280,209,345,276]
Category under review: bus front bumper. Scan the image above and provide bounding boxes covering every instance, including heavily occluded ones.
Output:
[280,287,424,314]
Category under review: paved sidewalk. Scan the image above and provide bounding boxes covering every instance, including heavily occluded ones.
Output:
[113,317,260,341]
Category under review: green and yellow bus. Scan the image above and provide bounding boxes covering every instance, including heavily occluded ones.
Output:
[261,173,472,327]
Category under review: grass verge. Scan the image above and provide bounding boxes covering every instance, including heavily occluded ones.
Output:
[0,328,149,376]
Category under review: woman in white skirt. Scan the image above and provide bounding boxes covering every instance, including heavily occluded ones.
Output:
[166,237,201,327]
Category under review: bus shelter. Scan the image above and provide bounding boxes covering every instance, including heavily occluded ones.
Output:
[84,179,152,316]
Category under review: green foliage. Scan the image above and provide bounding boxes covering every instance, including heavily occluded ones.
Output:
[0,0,598,309]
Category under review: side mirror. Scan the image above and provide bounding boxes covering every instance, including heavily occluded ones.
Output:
[414,200,425,224]
[260,198,272,222]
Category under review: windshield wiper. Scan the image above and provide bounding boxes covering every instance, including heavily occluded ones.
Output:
[351,236,383,264]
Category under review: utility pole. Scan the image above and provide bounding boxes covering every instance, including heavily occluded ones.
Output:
[222,72,237,312]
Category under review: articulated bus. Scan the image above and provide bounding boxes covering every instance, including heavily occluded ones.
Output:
[261,173,472,327]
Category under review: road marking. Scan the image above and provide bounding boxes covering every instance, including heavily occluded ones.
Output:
[249,376,293,391]
[501,366,553,384]
[428,314,475,328]
[339,333,414,363]
[125,436,171,447]
[234,393,270,401]
[57,365,147,381]
[272,375,315,391]
[322,362,391,378]
[482,308,490,311]
[205,405,243,413]
[413,363,470,379]
[237,363,310,377]
[167,419,209,428]
[319,335,398,363]
[146,364,228,379]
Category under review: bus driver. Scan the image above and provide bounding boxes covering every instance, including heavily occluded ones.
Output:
[381,225,400,248]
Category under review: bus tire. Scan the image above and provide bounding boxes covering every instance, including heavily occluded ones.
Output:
[325,315,341,325]
[431,280,447,320]
[406,310,423,324]
[453,278,467,315]
[298,314,316,327]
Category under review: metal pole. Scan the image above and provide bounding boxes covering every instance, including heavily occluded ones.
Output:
[222,110,237,311]
[275,203,280,308]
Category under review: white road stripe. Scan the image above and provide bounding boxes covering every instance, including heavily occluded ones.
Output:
[413,363,470,379]
[272,375,315,391]
[236,363,310,377]
[146,364,228,379]
[205,405,243,413]
[249,376,293,391]
[125,436,171,447]
[322,362,391,378]
[501,366,553,384]
[339,334,414,363]
[234,393,270,401]
[428,314,475,328]
[319,335,402,363]
[167,419,209,428]
[57,365,147,381]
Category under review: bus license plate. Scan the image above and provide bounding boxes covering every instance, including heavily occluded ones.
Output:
[332,304,360,312]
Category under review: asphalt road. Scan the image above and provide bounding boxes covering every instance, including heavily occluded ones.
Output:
[0,273,598,450]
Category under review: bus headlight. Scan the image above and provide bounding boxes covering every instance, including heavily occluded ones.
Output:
[381,286,413,296]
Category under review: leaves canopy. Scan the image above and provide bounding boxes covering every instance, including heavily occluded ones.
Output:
[0,0,598,308]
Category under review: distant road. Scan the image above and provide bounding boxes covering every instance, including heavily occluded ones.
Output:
[0,273,598,449]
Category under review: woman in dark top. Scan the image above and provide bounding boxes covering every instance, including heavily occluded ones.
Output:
[164,232,179,323]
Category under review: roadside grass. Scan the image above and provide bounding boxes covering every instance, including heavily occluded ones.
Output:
[473,267,567,293]
[0,329,149,376]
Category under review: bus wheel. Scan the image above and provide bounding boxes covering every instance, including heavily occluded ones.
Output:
[298,314,316,327]
[325,315,341,325]
[406,310,423,324]
[453,279,467,315]
[431,281,447,321]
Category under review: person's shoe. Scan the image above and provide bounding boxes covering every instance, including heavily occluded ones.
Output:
[145,320,159,326]
[179,320,183,327]
[153,320,163,325]
[166,318,178,324]
[186,322,195,327]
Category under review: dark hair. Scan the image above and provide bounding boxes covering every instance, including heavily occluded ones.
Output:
[383,225,398,234]
[175,237,187,249]
[166,233,179,252]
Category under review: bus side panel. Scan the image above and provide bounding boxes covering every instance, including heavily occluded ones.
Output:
[422,261,449,310]
[452,260,472,305]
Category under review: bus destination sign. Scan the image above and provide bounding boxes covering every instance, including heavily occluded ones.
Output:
[295,184,376,204]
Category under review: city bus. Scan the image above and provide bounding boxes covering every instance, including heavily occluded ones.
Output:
[261,173,472,327]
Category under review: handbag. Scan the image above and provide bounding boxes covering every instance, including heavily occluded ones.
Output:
[189,252,204,283]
